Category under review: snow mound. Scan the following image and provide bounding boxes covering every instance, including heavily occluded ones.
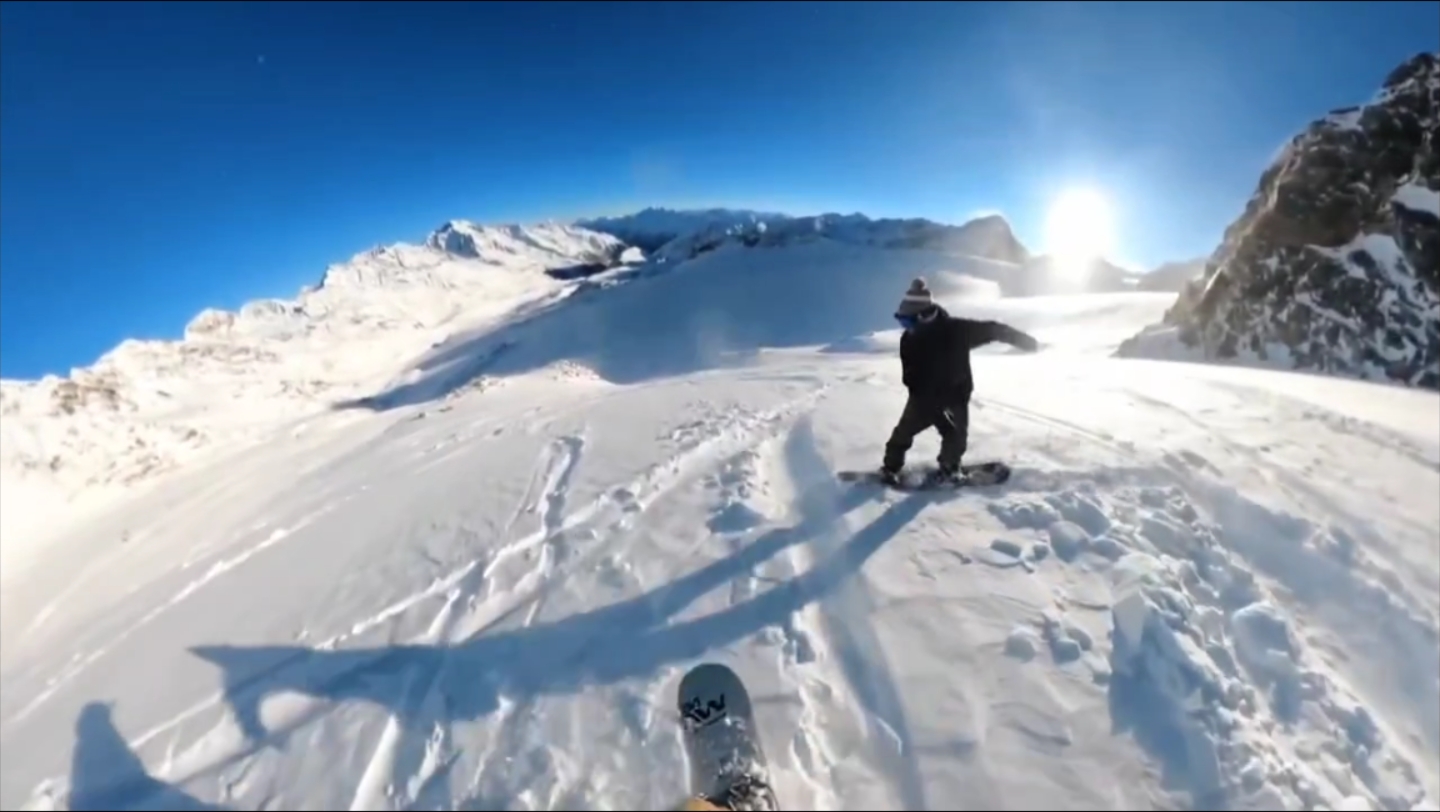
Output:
[1118,51,1440,389]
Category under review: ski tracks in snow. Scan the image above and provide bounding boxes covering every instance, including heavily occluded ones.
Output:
[347,431,588,810]
[772,419,929,812]
[691,415,932,811]
[89,389,828,810]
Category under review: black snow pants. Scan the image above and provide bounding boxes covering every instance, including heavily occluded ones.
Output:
[883,392,970,474]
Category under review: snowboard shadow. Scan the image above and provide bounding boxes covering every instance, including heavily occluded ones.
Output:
[67,701,228,811]
[189,430,933,751]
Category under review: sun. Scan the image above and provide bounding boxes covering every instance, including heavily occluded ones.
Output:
[1043,187,1116,271]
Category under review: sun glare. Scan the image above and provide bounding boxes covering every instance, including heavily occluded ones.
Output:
[1043,187,1115,271]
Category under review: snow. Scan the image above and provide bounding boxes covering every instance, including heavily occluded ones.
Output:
[1324,106,1365,132]
[2,220,1438,812]
[1392,182,1440,218]
[577,207,791,252]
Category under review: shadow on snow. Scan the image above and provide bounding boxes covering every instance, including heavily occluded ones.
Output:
[188,497,935,747]
[67,702,227,811]
[188,422,945,757]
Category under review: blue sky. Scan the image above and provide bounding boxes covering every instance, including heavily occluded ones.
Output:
[2,1,1435,379]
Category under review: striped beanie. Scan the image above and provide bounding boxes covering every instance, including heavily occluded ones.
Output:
[895,277,934,317]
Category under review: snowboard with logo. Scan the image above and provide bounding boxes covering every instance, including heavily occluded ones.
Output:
[677,662,780,811]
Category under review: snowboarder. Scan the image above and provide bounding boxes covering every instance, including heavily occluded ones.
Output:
[880,277,1039,486]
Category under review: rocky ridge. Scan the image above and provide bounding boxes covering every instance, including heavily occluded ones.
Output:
[1119,52,1440,388]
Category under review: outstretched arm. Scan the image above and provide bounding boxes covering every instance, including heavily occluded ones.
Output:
[956,319,1039,352]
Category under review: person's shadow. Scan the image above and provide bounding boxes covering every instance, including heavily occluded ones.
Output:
[68,702,227,811]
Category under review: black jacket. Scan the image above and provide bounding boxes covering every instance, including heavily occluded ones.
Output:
[900,306,1037,400]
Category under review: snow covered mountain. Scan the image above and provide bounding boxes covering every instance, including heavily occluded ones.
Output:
[576,206,792,253]
[4,119,1440,810]
[586,206,1151,294]
[425,219,642,276]
[582,207,1033,266]
[582,207,1158,298]
[4,192,1438,812]
[0,204,1130,523]
[1119,52,1440,389]
[0,222,636,558]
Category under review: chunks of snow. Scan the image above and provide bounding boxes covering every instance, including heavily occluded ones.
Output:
[1046,519,1091,561]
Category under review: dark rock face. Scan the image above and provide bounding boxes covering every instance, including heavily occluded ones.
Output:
[1119,52,1439,389]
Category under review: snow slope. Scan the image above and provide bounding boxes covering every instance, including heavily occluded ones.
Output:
[2,229,1438,812]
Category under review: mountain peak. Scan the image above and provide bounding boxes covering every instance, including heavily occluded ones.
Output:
[951,213,1029,265]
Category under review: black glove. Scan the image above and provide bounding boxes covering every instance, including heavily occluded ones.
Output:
[1011,331,1040,352]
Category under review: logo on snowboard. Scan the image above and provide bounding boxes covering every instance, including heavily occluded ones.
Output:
[682,694,728,729]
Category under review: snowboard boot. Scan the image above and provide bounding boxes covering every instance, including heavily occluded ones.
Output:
[680,772,779,811]
[877,464,903,487]
[714,773,780,811]
[926,463,968,488]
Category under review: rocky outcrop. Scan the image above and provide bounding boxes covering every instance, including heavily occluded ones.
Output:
[1118,52,1440,388]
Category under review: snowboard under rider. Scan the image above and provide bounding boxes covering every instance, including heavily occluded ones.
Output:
[880,277,1039,486]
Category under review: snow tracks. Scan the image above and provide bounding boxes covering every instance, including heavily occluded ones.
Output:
[972,393,1438,810]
